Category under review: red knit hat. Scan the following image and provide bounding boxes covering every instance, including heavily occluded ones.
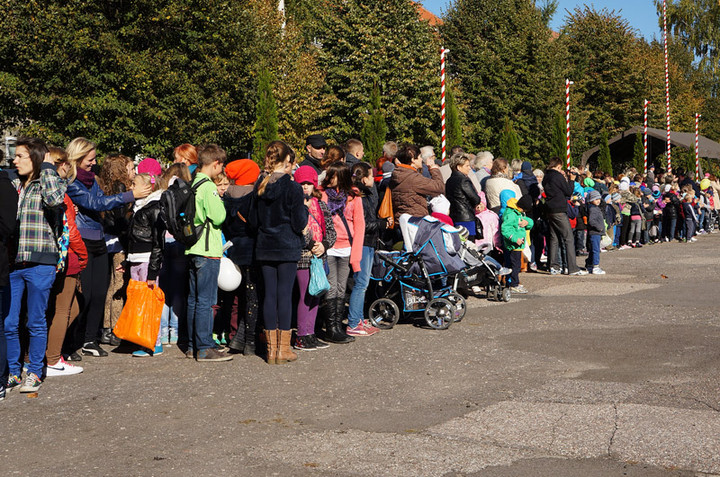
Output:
[225,159,260,186]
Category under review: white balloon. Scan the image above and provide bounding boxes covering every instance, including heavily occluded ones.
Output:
[218,257,242,291]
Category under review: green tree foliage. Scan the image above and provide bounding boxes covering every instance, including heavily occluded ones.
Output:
[446,82,463,151]
[302,0,439,145]
[657,0,720,92]
[361,83,388,163]
[441,0,561,161]
[632,132,645,174]
[550,111,566,161]
[598,130,613,176]
[558,7,646,167]
[253,68,279,164]
[0,1,256,158]
[498,118,520,160]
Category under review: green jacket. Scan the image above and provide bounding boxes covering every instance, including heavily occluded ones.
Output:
[501,206,534,252]
[186,173,226,258]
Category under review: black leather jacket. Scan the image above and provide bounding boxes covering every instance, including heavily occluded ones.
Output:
[446,170,481,223]
[127,198,165,281]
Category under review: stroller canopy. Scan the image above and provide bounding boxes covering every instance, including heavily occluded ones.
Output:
[398,214,466,275]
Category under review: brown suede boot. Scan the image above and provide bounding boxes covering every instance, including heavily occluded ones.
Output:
[264,329,278,364]
[276,329,298,364]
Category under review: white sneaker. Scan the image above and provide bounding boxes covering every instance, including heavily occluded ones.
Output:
[591,267,606,275]
[45,357,84,377]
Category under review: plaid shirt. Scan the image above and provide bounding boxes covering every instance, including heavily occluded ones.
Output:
[12,163,67,266]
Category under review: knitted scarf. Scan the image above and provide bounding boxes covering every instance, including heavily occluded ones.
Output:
[325,188,347,216]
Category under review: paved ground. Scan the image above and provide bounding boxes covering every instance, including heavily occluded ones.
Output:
[4,235,720,476]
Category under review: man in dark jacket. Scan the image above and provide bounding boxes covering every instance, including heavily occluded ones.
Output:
[298,134,327,174]
[542,158,587,275]
[0,169,18,399]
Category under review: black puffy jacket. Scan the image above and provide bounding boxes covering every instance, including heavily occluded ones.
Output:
[127,195,165,280]
[357,182,387,247]
[446,170,481,223]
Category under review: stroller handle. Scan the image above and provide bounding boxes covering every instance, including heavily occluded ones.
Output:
[375,251,414,274]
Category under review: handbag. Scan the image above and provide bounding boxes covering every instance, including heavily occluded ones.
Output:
[308,257,331,296]
[378,189,394,228]
[113,279,165,349]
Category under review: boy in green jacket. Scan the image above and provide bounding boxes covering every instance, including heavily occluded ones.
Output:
[186,144,232,362]
[500,197,534,294]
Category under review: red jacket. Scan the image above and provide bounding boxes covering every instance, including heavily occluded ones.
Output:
[65,194,88,276]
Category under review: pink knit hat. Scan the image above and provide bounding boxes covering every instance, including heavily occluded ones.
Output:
[138,157,162,176]
[294,165,318,188]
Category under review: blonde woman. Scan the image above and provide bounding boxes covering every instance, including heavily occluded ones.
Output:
[65,137,151,358]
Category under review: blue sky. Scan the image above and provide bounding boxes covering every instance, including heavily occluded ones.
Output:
[420,0,663,41]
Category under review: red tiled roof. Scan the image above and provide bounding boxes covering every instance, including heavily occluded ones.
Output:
[414,2,443,26]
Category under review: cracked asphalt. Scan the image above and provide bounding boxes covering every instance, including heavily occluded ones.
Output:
[4,235,720,476]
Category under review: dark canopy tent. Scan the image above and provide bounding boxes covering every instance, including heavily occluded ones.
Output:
[582,126,720,171]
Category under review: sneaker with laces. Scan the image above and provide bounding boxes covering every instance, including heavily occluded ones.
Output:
[570,269,588,276]
[549,267,561,275]
[618,244,632,250]
[346,323,370,336]
[82,341,108,357]
[196,347,233,362]
[362,320,380,336]
[45,357,84,377]
[509,285,528,294]
[293,335,318,351]
[19,373,42,393]
[591,267,606,275]
[309,334,330,349]
[6,375,22,392]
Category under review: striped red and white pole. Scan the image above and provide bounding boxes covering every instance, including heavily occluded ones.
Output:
[441,47,448,163]
[695,113,701,178]
[643,99,650,175]
[565,78,574,170]
[663,0,672,173]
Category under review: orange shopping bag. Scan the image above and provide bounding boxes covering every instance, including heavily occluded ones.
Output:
[113,279,165,349]
[378,188,394,228]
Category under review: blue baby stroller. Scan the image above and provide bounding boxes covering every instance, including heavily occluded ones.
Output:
[368,215,468,330]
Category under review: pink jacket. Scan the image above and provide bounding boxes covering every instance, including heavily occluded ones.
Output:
[322,190,365,272]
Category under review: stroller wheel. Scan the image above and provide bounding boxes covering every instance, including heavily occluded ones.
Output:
[446,292,467,322]
[490,287,499,301]
[424,298,454,330]
[501,288,512,302]
[369,299,400,329]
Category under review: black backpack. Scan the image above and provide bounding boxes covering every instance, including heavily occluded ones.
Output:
[160,177,210,250]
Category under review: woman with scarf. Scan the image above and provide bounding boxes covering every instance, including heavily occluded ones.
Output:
[320,162,365,344]
[66,137,151,358]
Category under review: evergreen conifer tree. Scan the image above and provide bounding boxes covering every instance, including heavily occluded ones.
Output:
[253,67,279,163]
[632,133,645,174]
[446,83,463,151]
[550,111,566,160]
[598,130,613,176]
[361,83,388,164]
[499,118,520,160]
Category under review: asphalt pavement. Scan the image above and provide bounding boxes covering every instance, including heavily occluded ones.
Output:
[4,234,720,476]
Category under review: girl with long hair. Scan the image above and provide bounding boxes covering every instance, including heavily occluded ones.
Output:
[251,141,308,364]
[320,162,365,343]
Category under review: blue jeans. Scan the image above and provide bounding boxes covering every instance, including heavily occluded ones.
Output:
[585,234,601,269]
[5,265,56,377]
[159,241,187,343]
[186,256,220,352]
[348,246,375,328]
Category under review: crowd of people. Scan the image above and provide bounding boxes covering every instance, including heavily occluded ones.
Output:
[1,134,718,398]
